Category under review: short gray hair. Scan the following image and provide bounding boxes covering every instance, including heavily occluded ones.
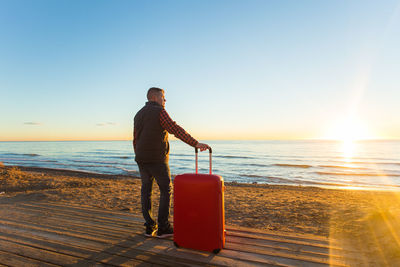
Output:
[147,87,164,100]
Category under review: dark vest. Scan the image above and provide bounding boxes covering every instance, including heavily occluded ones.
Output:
[134,101,169,163]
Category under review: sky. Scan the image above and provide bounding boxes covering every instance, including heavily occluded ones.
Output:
[1,0,399,141]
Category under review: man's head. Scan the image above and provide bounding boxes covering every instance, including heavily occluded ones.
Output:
[147,87,166,107]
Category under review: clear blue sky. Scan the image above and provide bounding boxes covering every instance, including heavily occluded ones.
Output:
[1,0,399,141]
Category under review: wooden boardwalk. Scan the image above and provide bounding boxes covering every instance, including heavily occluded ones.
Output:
[0,201,358,266]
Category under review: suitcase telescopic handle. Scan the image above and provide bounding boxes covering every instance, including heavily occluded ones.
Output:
[195,147,212,175]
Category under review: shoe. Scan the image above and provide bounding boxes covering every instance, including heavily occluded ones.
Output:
[144,223,157,237]
[157,224,173,238]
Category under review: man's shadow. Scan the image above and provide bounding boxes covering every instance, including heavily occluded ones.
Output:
[67,233,217,266]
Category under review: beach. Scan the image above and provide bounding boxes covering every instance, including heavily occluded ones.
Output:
[1,165,400,264]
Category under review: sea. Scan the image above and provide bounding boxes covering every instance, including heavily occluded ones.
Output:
[0,140,399,190]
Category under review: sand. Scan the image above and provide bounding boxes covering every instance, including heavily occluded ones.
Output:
[1,165,400,264]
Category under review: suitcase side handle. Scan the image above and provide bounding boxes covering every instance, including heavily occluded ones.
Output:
[195,147,212,175]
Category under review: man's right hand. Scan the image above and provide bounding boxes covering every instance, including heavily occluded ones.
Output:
[196,143,210,152]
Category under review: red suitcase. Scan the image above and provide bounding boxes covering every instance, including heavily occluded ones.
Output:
[173,147,225,253]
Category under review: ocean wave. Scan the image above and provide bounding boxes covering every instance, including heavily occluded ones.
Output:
[1,153,40,157]
[70,159,133,165]
[266,176,298,183]
[241,174,264,178]
[214,155,254,159]
[113,166,138,173]
[319,165,369,170]
[0,158,57,163]
[110,156,132,159]
[237,174,292,183]
[316,171,400,177]
[273,164,312,168]
[332,160,400,166]
[247,163,269,167]
[170,153,191,157]
[237,175,336,186]
[71,164,116,168]
[25,153,40,157]
[170,158,192,162]
[74,152,127,157]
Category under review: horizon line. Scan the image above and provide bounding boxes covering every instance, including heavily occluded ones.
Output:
[0,138,399,142]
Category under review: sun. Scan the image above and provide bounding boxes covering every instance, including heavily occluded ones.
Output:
[324,117,373,159]
[324,117,372,142]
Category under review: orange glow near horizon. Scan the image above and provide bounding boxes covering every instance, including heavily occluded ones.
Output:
[0,125,396,142]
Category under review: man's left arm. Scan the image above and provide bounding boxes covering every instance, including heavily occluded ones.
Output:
[160,109,198,147]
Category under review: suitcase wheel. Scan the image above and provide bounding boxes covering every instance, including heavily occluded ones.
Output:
[212,248,221,254]
[173,242,180,248]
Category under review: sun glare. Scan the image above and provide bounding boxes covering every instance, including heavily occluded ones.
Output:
[326,118,371,143]
[324,117,373,160]
[341,139,355,160]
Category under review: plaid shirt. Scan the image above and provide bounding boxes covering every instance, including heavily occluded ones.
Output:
[133,108,198,149]
[159,109,198,147]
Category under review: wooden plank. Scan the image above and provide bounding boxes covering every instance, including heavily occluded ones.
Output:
[227,229,332,249]
[12,204,143,236]
[0,202,353,266]
[0,223,208,267]
[227,234,329,255]
[11,207,134,232]
[0,224,152,267]
[227,227,331,247]
[0,219,121,246]
[18,201,330,245]
[226,225,330,242]
[13,203,341,253]
[4,215,333,266]
[10,204,352,265]
[0,234,196,267]
[20,202,141,224]
[0,211,333,266]
[8,205,137,235]
[20,202,347,254]
[0,232,102,261]
[25,201,325,246]
[2,205,334,266]
[109,238,273,267]
[0,219,115,247]
[100,232,327,267]
[0,249,59,267]
[90,242,228,267]
[226,242,341,266]
[226,234,357,262]
[0,237,89,266]
[218,249,330,267]
[1,206,136,239]
[28,202,328,244]
[38,201,141,218]
[0,222,109,252]
[23,202,343,251]
[0,219,263,267]
[0,212,128,241]
[40,201,331,245]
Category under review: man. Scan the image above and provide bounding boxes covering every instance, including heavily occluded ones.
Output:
[133,87,210,238]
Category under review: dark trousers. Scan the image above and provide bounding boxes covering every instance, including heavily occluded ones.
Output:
[137,162,172,228]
